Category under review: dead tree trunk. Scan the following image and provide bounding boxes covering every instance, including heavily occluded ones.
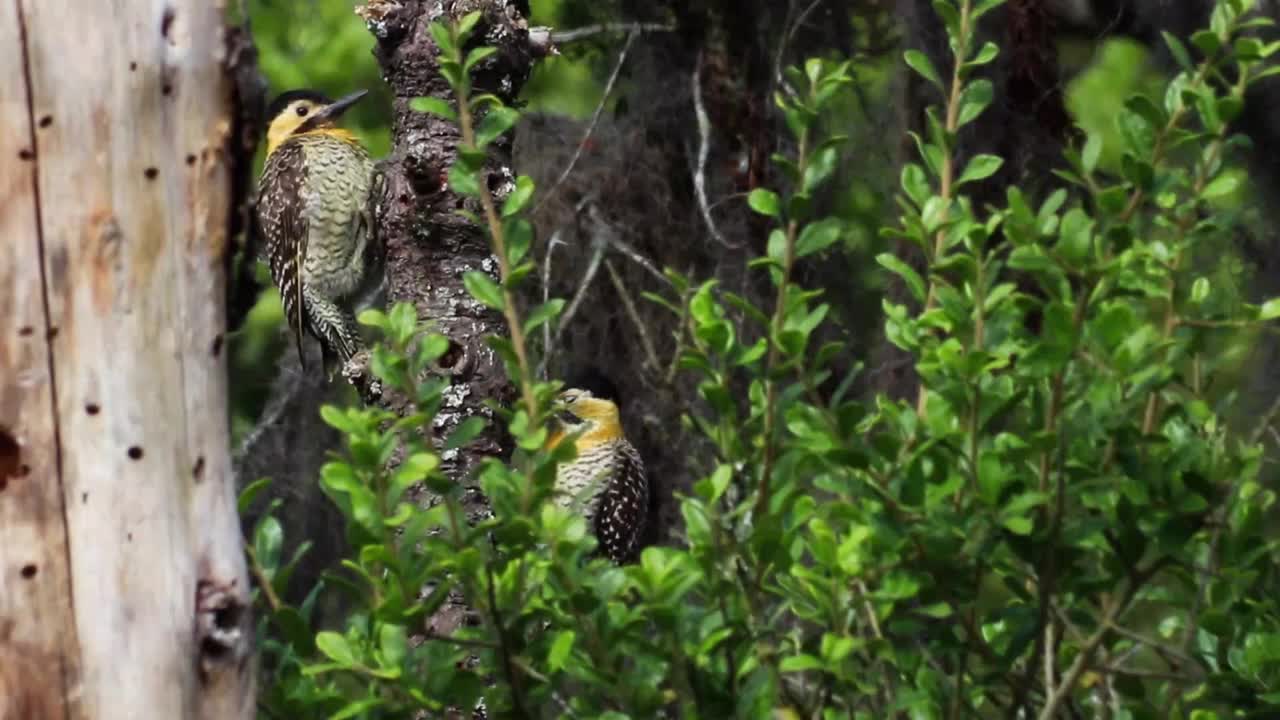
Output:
[1,1,254,718]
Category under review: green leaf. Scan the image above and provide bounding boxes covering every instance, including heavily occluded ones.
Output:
[1261,298,1280,320]
[1056,207,1093,265]
[445,416,487,450]
[505,217,533,265]
[332,699,385,720]
[1163,31,1195,70]
[448,163,480,196]
[901,163,932,208]
[904,50,943,89]
[397,452,440,482]
[463,271,504,310]
[319,405,355,434]
[378,623,408,668]
[418,333,451,365]
[956,79,994,127]
[464,46,497,71]
[503,175,535,216]
[315,631,357,666]
[1082,133,1102,174]
[253,515,283,574]
[1202,173,1240,199]
[779,654,825,673]
[547,630,575,672]
[476,106,520,147]
[1191,277,1210,304]
[237,477,271,514]
[409,96,457,121]
[748,188,781,217]
[803,146,839,192]
[524,299,566,334]
[876,253,926,303]
[388,302,417,345]
[796,218,843,257]
[429,22,455,56]
[966,41,999,67]
[957,154,1003,186]
[456,10,483,41]
[1002,516,1033,535]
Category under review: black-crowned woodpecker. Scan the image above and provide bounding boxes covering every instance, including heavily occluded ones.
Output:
[256,88,383,379]
[548,373,650,564]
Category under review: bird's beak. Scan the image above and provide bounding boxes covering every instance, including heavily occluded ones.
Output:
[312,89,369,123]
[550,398,577,425]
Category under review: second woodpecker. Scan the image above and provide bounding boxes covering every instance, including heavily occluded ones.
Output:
[549,377,650,564]
[257,88,382,378]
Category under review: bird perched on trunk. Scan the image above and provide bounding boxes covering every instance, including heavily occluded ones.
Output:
[256,88,383,380]
[549,374,650,564]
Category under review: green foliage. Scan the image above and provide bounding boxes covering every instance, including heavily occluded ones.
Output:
[246,2,1280,717]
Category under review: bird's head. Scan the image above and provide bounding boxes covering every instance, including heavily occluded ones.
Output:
[265,88,368,155]
[552,387,621,433]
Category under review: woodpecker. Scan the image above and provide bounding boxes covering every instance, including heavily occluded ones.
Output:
[256,88,382,379]
[549,379,650,564]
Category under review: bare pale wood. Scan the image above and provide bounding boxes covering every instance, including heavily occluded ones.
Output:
[0,3,80,718]
[1,0,254,717]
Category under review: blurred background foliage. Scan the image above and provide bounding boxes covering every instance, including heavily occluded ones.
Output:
[227,0,1258,444]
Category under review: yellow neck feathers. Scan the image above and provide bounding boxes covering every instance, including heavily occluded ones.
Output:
[547,398,623,451]
[266,124,361,156]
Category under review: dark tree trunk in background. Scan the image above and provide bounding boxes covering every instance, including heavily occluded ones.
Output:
[360,0,534,635]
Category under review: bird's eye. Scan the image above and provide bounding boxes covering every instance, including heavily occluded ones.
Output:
[296,105,309,117]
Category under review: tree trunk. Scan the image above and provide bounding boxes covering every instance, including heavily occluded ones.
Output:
[1,1,254,718]
[359,0,534,634]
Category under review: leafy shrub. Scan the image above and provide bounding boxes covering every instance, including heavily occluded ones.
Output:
[245,1,1280,717]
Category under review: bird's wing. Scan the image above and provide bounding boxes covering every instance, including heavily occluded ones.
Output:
[258,142,309,369]
[593,442,649,564]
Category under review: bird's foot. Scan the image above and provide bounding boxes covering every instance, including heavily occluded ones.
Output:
[342,349,382,402]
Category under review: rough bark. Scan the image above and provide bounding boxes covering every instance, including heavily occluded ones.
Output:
[1,0,253,718]
[360,0,534,634]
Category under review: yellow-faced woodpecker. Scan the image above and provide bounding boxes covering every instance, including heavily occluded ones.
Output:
[549,378,650,564]
[256,88,382,378]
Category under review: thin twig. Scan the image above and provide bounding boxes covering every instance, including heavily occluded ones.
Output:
[233,364,305,464]
[550,22,674,44]
[421,632,501,650]
[691,51,737,248]
[665,278,693,385]
[1044,621,1057,701]
[1107,623,1200,670]
[604,258,661,371]
[554,234,607,342]
[772,0,825,88]
[244,541,283,614]
[854,579,883,639]
[1101,665,1198,682]
[1037,598,1121,720]
[533,30,638,215]
[538,230,567,378]
[586,204,669,284]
